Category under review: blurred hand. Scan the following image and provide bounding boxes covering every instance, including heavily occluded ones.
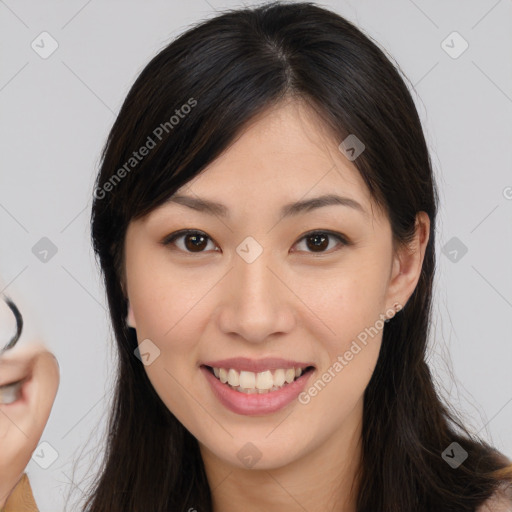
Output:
[0,342,59,507]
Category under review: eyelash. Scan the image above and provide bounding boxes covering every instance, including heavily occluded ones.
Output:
[160,229,350,255]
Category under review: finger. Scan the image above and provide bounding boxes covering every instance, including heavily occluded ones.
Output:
[0,345,59,505]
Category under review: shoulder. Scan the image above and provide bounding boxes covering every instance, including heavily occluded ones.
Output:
[477,484,512,512]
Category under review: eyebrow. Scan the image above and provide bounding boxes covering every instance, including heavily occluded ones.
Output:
[165,193,368,220]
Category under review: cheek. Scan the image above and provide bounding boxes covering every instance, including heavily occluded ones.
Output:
[302,268,388,354]
[126,256,212,400]
[298,277,385,430]
[126,246,207,343]
[316,271,387,406]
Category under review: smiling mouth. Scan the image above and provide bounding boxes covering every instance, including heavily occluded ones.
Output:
[203,365,315,394]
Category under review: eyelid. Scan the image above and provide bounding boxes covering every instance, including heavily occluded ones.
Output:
[161,229,214,245]
[292,230,350,253]
[161,228,350,254]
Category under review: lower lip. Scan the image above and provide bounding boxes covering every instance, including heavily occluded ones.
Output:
[201,366,314,416]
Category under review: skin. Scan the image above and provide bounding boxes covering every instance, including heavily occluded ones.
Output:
[124,98,430,512]
[0,343,59,507]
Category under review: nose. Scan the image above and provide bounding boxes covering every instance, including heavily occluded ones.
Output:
[215,250,295,344]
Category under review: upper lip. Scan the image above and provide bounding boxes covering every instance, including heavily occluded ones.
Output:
[201,357,315,373]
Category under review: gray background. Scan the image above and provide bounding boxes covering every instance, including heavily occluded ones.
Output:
[0,0,511,509]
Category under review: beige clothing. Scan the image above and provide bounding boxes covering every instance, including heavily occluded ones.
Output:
[2,474,38,512]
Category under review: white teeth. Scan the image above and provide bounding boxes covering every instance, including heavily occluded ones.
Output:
[255,370,273,390]
[239,371,256,389]
[285,368,295,383]
[273,368,286,387]
[227,369,239,387]
[210,366,309,392]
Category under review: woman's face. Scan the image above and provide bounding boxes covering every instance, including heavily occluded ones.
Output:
[124,99,426,472]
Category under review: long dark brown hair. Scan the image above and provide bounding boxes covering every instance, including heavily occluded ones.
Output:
[83,2,512,510]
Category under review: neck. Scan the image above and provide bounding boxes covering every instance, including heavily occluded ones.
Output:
[200,399,363,512]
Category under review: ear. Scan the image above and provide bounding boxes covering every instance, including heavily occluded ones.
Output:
[126,300,137,329]
[386,211,430,311]
[0,343,59,507]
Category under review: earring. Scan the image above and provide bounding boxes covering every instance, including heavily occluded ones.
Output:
[385,302,402,323]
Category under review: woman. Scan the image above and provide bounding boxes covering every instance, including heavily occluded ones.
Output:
[85,1,512,510]
[3,1,511,511]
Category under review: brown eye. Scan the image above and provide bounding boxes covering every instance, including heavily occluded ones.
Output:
[162,230,217,253]
[161,229,349,255]
[293,231,348,254]
[183,233,208,252]
[305,233,329,252]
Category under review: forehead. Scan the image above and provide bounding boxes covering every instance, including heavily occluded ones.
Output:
[177,99,372,209]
